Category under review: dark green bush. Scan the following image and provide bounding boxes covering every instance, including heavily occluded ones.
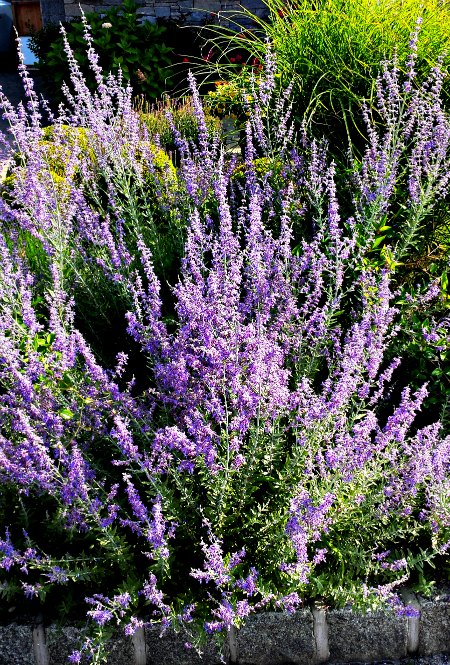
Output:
[29,0,174,103]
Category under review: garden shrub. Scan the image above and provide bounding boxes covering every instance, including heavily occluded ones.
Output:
[137,96,221,159]
[231,156,284,184]
[40,125,93,174]
[0,26,449,664]
[205,74,255,127]
[29,0,174,104]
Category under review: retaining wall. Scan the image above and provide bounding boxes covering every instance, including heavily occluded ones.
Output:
[1,591,449,665]
[63,0,268,27]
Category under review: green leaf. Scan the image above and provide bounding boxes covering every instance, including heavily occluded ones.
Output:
[59,371,76,390]
[370,235,386,250]
[59,408,74,420]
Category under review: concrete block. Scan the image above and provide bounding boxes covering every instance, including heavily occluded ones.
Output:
[0,624,34,665]
[41,0,66,26]
[47,626,82,664]
[240,0,266,9]
[193,0,221,11]
[145,625,223,665]
[154,5,171,16]
[327,608,408,663]
[242,6,267,19]
[101,0,125,6]
[185,10,209,22]
[64,3,93,16]
[103,633,133,665]
[218,3,241,10]
[236,610,315,665]
[419,599,450,656]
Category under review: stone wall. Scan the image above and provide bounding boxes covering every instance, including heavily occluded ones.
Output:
[62,0,268,27]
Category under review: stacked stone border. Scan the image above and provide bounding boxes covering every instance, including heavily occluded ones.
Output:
[62,0,268,27]
[1,590,449,664]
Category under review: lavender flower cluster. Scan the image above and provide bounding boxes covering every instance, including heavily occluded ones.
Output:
[0,19,449,661]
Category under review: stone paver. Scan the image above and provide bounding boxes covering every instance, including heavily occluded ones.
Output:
[236,610,316,665]
[418,599,450,657]
[0,623,34,665]
[327,608,408,664]
[145,624,224,665]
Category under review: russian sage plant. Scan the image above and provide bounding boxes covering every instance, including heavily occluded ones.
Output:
[0,27,449,663]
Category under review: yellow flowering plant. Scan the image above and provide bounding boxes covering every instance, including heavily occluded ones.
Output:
[204,57,264,126]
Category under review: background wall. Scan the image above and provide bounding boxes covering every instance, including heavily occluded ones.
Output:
[61,0,268,27]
